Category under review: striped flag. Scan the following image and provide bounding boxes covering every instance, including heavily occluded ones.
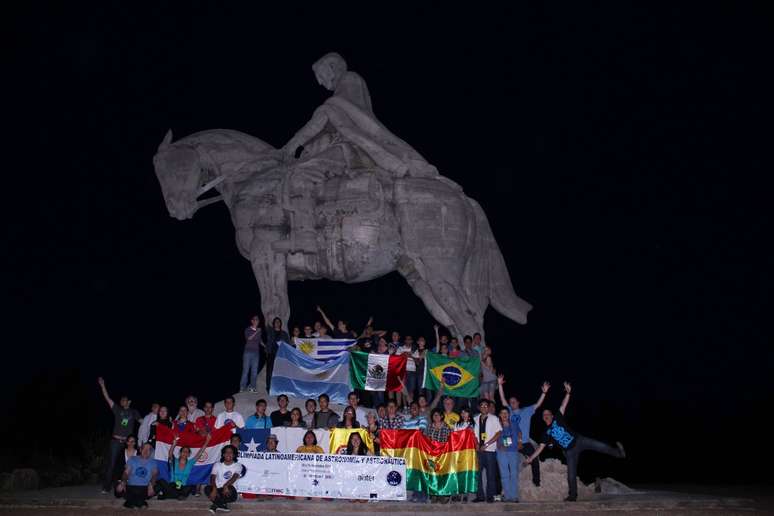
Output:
[270,343,351,404]
[380,428,478,496]
[153,425,232,485]
[294,337,357,361]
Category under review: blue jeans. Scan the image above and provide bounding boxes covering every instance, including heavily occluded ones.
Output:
[405,371,418,398]
[477,451,497,500]
[496,450,520,501]
[240,351,260,390]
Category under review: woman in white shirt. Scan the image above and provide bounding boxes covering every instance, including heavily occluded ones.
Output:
[206,445,245,513]
[454,408,474,431]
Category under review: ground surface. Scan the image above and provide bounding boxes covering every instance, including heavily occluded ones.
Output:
[0,484,772,515]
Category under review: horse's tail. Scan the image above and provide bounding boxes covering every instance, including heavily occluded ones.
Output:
[462,198,532,325]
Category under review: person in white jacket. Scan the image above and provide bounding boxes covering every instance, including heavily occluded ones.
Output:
[138,403,159,446]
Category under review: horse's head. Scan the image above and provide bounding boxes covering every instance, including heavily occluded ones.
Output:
[153,130,206,220]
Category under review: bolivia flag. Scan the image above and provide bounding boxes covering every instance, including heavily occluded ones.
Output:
[349,350,407,392]
[154,425,233,485]
[422,351,481,398]
[380,429,478,496]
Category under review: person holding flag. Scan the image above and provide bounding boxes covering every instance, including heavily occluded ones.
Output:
[157,433,211,500]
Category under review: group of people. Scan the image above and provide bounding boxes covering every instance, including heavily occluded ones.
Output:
[99,380,625,509]
[97,311,625,510]
[240,308,498,407]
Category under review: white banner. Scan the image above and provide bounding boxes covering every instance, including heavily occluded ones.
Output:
[235,452,407,500]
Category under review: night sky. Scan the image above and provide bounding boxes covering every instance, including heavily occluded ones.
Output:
[6,3,771,484]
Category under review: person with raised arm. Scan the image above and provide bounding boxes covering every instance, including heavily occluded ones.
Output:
[316,305,357,338]
[497,375,549,486]
[158,433,211,500]
[524,382,626,502]
[399,375,446,417]
[97,377,142,494]
[356,316,386,352]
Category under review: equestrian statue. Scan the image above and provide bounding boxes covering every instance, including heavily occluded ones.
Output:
[153,52,532,339]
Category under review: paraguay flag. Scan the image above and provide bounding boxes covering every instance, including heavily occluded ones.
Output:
[293,337,357,361]
[153,425,232,485]
[270,342,351,404]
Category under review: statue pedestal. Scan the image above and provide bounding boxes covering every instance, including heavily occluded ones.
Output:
[213,368,349,418]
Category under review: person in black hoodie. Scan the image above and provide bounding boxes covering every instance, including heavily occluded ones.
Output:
[265,317,290,391]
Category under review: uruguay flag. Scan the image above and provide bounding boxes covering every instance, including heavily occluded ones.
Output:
[153,425,232,485]
[293,337,357,361]
[270,342,351,404]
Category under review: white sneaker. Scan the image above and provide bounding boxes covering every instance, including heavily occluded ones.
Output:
[494,495,502,502]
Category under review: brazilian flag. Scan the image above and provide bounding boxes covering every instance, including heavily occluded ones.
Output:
[422,352,481,398]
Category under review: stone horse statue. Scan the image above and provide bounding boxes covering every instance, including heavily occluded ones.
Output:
[153,53,531,339]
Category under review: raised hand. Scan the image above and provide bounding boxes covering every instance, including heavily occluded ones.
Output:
[433,324,439,331]
[564,381,572,394]
[367,316,373,326]
[497,374,505,386]
[97,377,105,387]
[541,381,550,393]
[316,305,322,313]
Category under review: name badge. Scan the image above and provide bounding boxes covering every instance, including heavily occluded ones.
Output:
[481,432,488,441]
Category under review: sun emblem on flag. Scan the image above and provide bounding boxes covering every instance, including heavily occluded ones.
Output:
[298,340,315,355]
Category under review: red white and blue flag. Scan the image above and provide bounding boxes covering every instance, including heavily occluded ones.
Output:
[153,425,232,485]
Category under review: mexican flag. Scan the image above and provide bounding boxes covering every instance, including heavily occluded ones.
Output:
[349,350,407,392]
[422,351,481,398]
[380,428,478,496]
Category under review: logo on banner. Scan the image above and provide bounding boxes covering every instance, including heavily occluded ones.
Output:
[386,471,402,486]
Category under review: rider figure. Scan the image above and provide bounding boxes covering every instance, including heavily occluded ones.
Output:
[275,53,438,254]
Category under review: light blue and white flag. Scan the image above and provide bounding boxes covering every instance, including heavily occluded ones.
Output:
[270,342,351,404]
[293,337,357,361]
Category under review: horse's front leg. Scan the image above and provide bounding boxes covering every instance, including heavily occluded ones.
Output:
[249,231,290,326]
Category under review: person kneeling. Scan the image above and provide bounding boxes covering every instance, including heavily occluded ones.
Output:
[206,445,244,513]
[116,442,158,509]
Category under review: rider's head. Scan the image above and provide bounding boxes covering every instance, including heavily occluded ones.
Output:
[313,52,347,91]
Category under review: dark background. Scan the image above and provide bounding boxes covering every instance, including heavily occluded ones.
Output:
[5,3,772,486]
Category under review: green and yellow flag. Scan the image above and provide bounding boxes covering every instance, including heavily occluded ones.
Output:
[380,429,478,495]
[422,351,481,398]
